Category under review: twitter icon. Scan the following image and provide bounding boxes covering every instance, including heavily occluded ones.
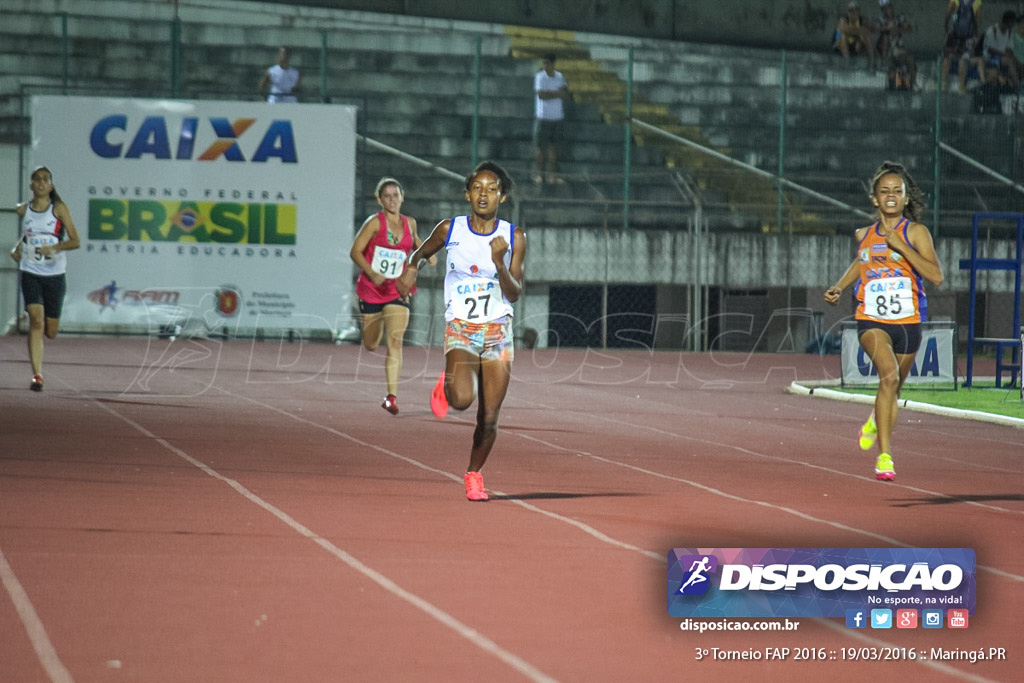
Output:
[870,609,892,629]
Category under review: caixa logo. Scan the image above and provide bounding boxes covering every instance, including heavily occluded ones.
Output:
[89,115,297,163]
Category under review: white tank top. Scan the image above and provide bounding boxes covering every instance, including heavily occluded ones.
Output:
[443,215,516,323]
[20,203,67,276]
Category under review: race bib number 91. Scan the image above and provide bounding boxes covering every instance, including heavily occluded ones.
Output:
[371,246,405,279]
[863,276,916,320]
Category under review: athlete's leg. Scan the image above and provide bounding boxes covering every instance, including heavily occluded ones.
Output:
[467,357,512,472]
[25,303,45,375]
[859,328,899,455]
[380,304,410,396]
[445,348,480,411]
[360,311,384,351]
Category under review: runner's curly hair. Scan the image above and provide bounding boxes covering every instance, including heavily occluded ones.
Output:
[869,161,925,223]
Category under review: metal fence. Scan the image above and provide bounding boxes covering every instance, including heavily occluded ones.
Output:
[3,5,1023,352]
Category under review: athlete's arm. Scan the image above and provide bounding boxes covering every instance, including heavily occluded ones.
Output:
[490,227,525,304]
[37,202,80,258]
[396,219,449,298]
[350,214,387,286]
[888,222,944,286]
[824,227,868,305]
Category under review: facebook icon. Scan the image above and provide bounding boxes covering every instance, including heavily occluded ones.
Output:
[845,609,866,629]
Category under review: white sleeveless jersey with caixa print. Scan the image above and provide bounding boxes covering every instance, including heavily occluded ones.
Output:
[19,204,67,276]
[442,215,516,323]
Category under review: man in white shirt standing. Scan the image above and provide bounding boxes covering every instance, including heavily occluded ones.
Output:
[533,54,569,184]
[259,46,301,103]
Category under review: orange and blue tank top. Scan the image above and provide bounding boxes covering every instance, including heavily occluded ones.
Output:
[854,218,927,324]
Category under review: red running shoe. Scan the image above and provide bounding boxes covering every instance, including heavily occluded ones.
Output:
[30,374,43,392]
[464,471,488,501]
[430,372,448,419]
[381,394,399,415]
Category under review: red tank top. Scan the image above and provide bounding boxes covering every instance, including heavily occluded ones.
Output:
[355,212,415,304]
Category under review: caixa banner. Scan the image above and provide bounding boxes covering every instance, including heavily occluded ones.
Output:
[840,321,957,387]
[667,548,975,618]
[30,96,355,336]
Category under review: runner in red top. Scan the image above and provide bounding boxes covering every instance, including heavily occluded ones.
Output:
[350,177,434,415]
[824,161,943,481]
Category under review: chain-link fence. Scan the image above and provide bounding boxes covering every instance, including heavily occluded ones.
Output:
[2,3,1021,354]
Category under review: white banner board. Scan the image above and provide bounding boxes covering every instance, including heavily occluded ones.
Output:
[29,96,354,335]
[841,321,957,386]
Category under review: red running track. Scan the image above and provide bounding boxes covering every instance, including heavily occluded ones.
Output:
[1,337,1021,682]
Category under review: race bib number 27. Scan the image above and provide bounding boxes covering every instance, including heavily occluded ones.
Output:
[450,277,498,321]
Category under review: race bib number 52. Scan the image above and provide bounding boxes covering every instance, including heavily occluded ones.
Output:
[26,235,58,262]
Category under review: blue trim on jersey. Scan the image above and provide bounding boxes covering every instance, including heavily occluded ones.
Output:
[443,216,459,247]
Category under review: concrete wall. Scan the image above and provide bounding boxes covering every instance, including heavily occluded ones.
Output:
[272,0,1024,54]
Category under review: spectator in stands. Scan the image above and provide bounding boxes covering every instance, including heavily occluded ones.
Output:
[833,2,876,70]
[874,0,916,90]
[259,46,301,103]
[533,54,570,184]
[982,10,1021,89]
[350,177,433,416]
[9,166,81,392]
[941,0,984,93]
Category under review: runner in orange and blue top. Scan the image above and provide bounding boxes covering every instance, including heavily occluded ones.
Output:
[825,161,943,481]
[350,177,433,415]
[397,161,526,501]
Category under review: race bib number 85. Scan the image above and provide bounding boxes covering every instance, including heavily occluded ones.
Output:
[863,276,916,320]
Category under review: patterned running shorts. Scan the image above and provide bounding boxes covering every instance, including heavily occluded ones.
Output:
[444,316,514,362]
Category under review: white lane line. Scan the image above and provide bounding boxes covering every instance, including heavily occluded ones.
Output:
[87,395,559,683]
[224,384,1024,586]
[0,545,75,683]
[505,413,1024,584]
[223,388,1010,682]
[544,404,1024,516]
[78,370,1012,683]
